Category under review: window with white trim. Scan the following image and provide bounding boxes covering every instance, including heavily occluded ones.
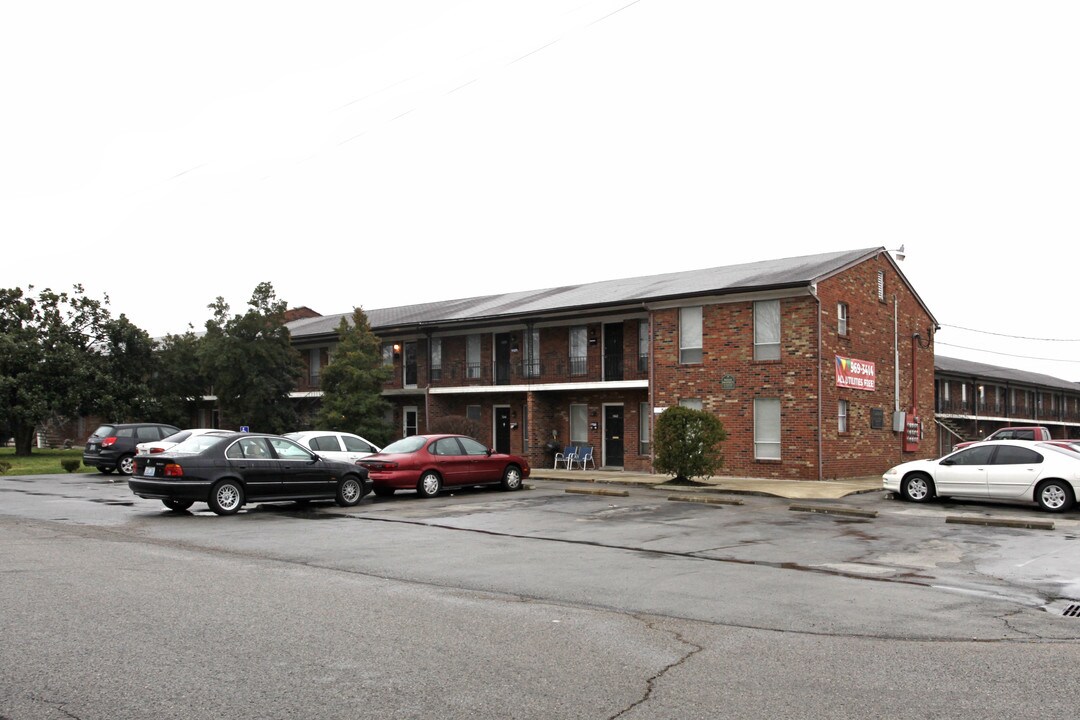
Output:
[754,398,781,459]
[639,402,650,455]
[570,404,588,444]
[680,398,703,410]
[679,306,702,364]
[638,319,649,372]
[753,300,780,361]
[308,348,321,385]
[524,328,540,378]
[569,326,587,376]
[838,399,849,433]
[466,334,481,379]
[837,302,848,336]
[430,338,442,381]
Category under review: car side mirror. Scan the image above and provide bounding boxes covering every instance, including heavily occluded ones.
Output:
[940,459,955,466]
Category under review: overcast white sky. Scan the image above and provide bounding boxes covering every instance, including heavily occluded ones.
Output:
[3,1,1078,381]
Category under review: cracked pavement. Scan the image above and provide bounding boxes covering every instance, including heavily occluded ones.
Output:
[2,473,1079,719]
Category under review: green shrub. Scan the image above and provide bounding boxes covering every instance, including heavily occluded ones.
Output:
[653,406,727,482]
[0,461,11,474]
[60,458,82,473]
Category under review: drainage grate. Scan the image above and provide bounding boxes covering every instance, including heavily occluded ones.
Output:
[1063,604,1080,617]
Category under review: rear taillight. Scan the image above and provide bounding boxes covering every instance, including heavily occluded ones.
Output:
[149,447,165,454]
[101,437,118,448]
[164,464,183,477]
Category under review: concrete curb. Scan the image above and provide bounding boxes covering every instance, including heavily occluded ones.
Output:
[789,503,878,519]
[667,494,744,506]
[945,515,1055,531]
[565,487,630,498]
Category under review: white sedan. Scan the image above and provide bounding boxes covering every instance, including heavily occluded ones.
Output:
[883,440,1080,512]
[283,431,381,464]
[135,428,230,455]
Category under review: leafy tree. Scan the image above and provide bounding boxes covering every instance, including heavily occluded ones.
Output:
[0,285,155,456]
[148,328,212,427]
[93,314,158,420]
[315,308,393,445]
[199,282,303,433]
[653,405,727,482]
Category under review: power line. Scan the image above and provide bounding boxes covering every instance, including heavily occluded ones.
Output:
[936,341,1080,364]
[941,324,1080,342]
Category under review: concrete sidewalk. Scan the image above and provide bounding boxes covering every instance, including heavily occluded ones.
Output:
[529,468,882,500]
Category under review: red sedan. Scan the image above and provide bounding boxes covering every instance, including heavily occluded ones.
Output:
[358,434,530,498]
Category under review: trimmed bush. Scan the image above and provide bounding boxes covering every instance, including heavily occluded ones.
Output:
[653,406,727,482]
[61,459,82,473]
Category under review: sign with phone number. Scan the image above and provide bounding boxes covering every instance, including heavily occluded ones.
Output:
[836,355,876,390]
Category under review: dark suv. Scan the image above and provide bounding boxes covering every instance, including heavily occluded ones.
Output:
[83,423,180,476]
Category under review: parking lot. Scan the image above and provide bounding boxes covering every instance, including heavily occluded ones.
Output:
[3,472,1080,719]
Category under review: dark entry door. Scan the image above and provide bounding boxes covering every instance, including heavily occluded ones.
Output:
[495,407,511,454]
[603,323,623,381]
[604,405,624,468]
[495,333,512,385]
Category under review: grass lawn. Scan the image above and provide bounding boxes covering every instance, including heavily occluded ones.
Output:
[0,447,98,476]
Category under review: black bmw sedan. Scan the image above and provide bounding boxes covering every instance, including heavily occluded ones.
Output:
[128,431,371,515]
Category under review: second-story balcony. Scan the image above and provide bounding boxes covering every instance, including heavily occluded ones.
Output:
[936,397,1080,424]
[427,350,649,388]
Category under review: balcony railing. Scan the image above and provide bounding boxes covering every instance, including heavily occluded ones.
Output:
[936,398,1080,423]
[413,351,650,388]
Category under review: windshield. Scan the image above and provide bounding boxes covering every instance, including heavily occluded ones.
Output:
[380,436,428,454]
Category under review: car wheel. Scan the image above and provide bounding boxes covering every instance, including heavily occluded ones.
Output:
[416,471,441,498]
[901,473,934,503]
[117,454,136,476]
[162,498,194,512]
[336,475,367,507]
[1037,480,1075,513]
[373,486,396,498]
[208,480,244,516]
[501,465,523,491]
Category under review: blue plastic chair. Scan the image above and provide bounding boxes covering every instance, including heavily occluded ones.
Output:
[553,445,577,469]
[571,445,595,470]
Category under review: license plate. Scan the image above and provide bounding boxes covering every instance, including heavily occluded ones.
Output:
[144,466,155,477]
[88,444,98,452]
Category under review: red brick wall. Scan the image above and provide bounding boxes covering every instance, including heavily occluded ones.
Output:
[649,253,936,480]
[816,254,938,478]
[652,298,820,479]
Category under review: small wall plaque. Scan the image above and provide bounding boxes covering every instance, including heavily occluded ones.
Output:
[720,374,736,390]
[870,408,884,429]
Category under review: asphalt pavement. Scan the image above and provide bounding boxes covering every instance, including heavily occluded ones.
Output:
[529,467,882,499]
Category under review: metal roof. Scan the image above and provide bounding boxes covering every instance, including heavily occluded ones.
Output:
[289,247,900,338]
[935,355,1080,391]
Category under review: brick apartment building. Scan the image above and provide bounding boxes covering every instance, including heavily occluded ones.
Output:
[934,356,1080,455]
[287,247,940,480]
